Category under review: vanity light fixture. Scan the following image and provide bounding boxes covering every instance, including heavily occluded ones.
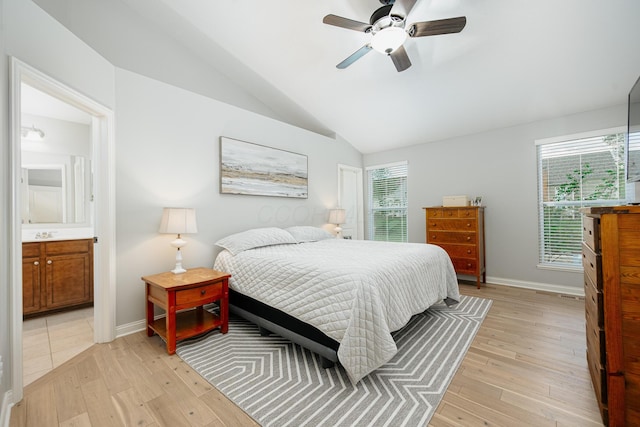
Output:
[328,208,347,239]
[21,125,45,141]
[158,207,198,274]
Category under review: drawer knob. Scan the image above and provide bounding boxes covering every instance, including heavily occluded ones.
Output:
[34,261,39,266]
[467,223,471,227]
[200,290,206,296]
[467,263,472,268]
[431,235,436,239]
[47,260,52,265]
[467,250,471,254]
[431,223,436,227]
[466,236,471,241]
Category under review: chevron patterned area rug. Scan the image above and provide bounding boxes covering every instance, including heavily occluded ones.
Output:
[176,295,491,427]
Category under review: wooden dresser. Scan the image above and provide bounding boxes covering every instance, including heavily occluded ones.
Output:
[423,206,486,288]
[581,206,640,426]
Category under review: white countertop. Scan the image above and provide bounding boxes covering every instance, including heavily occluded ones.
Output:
[22,227,95,242]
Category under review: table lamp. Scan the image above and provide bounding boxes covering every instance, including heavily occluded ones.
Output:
[328,208,346,239]
[159,207,198,274]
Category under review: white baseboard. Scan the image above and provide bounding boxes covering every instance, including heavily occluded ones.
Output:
[115,319,146,338]
[486,275,585,297]
[1,390,13,427]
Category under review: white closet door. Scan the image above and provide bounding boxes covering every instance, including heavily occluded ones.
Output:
[338,164,364,239]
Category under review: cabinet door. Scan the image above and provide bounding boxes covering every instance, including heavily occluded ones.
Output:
[45,252,92,309]
[22,256,42,315]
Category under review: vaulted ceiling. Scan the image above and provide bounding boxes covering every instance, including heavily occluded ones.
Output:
[41,0,640,153]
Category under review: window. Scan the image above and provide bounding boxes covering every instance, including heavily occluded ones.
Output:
[366,161,408,242]
[537,129,626,269]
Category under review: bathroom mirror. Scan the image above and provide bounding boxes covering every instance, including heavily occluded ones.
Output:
[21,157,88,224]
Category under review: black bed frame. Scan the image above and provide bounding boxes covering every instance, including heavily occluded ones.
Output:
[229,289,339,368]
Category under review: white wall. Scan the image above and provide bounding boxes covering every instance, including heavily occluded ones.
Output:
[364,104,627,293]
[114,68,362,327]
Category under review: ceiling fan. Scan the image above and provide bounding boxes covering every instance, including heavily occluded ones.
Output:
[323,0,466,72]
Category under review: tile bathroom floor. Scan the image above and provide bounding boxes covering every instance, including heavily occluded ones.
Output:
[22,307,94,386]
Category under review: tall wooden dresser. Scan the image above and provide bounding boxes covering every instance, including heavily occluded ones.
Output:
[581,206,640,426]
[423,206,486,288]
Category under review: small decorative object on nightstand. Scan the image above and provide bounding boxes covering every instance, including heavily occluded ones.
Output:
[142,267,230,354]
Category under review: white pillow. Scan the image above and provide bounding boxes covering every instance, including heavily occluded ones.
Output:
[215,227,298,255]
[285,226,334,242]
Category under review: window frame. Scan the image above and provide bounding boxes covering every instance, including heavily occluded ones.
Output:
[365,161,409,242]
[535,126,626,271]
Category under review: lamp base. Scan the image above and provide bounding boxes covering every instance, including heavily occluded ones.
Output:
[171,246,187,274]
[334,225,343,239]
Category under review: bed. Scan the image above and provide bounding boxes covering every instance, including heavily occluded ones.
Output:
[213,226,460,384]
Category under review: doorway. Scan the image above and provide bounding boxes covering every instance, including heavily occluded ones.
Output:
[9,58,116,402]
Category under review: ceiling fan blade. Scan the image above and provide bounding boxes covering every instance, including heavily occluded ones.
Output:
[323,14,372,33]
[390,0,419,20]
[336,45,373,69]
[408,16,467,37]
[390,45,411,72]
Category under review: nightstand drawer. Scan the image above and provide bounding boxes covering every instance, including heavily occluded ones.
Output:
[176,282,223,306]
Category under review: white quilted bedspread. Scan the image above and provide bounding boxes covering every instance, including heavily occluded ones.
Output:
[214,239,460,384]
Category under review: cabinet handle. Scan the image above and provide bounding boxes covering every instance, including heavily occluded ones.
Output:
[34,261,39,266]
[47,260,52,265]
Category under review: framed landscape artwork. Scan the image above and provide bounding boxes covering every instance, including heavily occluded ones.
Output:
[220,137,308,198]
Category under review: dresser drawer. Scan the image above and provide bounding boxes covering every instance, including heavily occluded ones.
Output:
[427,218,477,231]
[175,282,223,306]
[584,274,604,328]
[428,231,476,244]
[437,243,477,259]
[587,348,608,405]
[451,258,478,274]
[586,306,606,367]
[456,208,476,218]
[583,216,600,252]
[425,208,443,218]
[582,242,602,288]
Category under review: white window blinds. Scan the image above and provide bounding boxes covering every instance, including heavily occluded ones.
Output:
[367,162,408,242]
[537,131,626,268]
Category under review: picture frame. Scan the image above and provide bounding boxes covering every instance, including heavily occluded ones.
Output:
[220,137,308,199]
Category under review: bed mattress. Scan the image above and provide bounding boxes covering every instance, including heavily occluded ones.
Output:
[214,238,460,383]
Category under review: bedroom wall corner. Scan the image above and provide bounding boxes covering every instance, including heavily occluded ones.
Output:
[114,67,363,328]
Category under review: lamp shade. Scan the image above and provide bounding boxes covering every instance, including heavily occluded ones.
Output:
[328,208,346,225]
[158,208,198,234]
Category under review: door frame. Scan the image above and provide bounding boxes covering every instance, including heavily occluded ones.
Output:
[9,58,116,402]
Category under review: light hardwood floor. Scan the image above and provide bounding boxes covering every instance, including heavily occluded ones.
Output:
[10,283,604,426]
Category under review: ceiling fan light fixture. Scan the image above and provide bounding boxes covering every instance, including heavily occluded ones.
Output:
[370,27,407,54]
